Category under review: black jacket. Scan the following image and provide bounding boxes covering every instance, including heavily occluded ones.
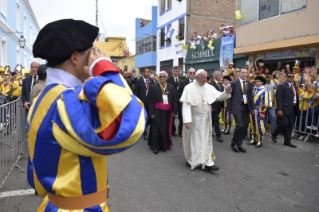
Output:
[177,78,193,98]
[276,81,299,116]
[167,75,186,91]
[226,79,255,115]
[209,79,224,109]
[21,75,35,104]
[134,77,155,104]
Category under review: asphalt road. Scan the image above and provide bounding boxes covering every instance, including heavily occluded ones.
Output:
[1,125,319,212]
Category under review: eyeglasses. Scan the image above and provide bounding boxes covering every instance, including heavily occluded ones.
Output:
[189,72,195,74]
[255,80,261,82]
[287,76,294,78]
[159,76,166,78]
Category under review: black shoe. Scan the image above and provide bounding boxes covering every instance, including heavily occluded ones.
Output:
[223,132,230,135]
[212,134,216,137]
[247,141,256,145]
[271,134,277,143]
[243,136,250,141]
[216,137,223,143]
[172,132,177,137]
[238,146,247,153]
[255,143,262,148]
[231,144,239,152]
[179,134,182,137]
[284,143,297,148]
[204,165,219,171]
[186,162,191,167]
[153,149,159,154]
[143,131,148,140]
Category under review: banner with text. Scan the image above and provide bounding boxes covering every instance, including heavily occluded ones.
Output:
[220,35,235,69]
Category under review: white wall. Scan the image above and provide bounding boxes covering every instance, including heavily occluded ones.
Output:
[156,0,186,74]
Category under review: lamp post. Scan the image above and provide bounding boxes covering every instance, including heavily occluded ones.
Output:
[19,35,26,48]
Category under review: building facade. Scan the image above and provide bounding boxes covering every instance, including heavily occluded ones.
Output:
[156,0,237,75]
[114,55,136,74]
[0,0,41,69]
[135,6,157,76]
[235,0,319,71]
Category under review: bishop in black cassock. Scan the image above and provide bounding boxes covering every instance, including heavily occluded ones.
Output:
[146,71,179,154]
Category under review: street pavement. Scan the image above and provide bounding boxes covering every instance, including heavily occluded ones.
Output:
[0,124,319,212]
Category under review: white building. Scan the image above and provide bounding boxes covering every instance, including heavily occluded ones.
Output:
[156,0,186,75]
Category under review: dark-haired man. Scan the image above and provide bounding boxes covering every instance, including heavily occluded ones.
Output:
[30,64,47,104]
[28,19,146,211]
[271,72,298,148]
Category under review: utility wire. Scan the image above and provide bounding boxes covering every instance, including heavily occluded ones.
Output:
[98,10,107,34]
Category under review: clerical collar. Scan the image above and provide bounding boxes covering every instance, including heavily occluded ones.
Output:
[45,68,83,87]
[256,85,265,89]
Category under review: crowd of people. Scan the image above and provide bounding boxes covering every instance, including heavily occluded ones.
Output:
[187,24,236,46]
[129,61,319,171]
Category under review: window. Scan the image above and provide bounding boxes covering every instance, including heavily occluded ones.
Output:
[167,0,172,9]
[124,66,128,71]
[1,37,7,66]
[1,0,7,17]
[259,0,279,20]
[166,24,171,44]
[178,17,185,41]
[178,57,184,73]
[16,47,21,64]
[281,0,307,15]
[24,15,27,40]
[136,35,156,56]
[160,28,165,47]
[29,25,32,45]
[34,32,36,43]
[160,0,165,14]
[16,3,20,31]
[160,60,173,76]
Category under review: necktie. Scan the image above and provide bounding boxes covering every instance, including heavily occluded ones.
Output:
[146,79,149,90]
[242,81,246,94]
[190,80,193,83]
[32,75,37,87]
[175,77,178,86]
[291,84,296,105]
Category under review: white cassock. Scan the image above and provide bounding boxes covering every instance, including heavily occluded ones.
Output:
[180,81,231,169]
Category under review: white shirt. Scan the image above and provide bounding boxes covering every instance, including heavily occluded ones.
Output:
[144,77,149,96]
[189,78,194,83]
[287,82,297,104]
[45,68,83,87]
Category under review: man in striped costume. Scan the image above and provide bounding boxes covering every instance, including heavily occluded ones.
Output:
[28,19,147,212]
[248,76,272,148]
[221,76,233,135]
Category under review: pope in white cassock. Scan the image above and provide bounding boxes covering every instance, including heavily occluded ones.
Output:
[180,69,232,171]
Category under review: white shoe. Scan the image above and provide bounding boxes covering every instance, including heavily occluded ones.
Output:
[306,126,318,130]
[298,136,305,140]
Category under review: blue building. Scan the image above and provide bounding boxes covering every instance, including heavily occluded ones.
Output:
[135,6,157,75]
[0,0,41,70]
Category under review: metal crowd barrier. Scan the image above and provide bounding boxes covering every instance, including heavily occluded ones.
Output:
[293,97,319,143]
[0,97,27,189]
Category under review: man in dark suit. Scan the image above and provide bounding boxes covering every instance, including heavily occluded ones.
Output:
[167,66,186,137]
[226,68,257,153]
[271,72,298,148]
[209,70,224,142]
[134,68,154,140]
[177,68,196,98]
[21,61,40,110]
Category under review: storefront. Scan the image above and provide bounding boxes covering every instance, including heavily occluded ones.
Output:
[184,38,248,76]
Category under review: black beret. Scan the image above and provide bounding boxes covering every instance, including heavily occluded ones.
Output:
[11,72,17,76]
[37,64,48,75]
[33,19,99,67]
[255,76,266,85]
[223,76,231,81]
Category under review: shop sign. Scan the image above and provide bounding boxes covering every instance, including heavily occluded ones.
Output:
[264,48,316,60]
[191,49,214,60]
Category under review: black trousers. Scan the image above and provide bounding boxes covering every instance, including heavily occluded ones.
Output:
[231,104,250,147]
[211,106,222,137]
[273,114,294,145]
[172,102,183,135]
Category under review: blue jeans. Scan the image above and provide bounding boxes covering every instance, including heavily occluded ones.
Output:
[268,106,277,133]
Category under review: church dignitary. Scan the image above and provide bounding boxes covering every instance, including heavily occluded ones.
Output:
[21,61,40,110]
[134,68,155,140]
[271,72,298,148]
[167,66,186,137]
[28,19,146,211]
[226,68,257,153]
[221,76,233,135]
[146,71,178,154]
[248,76,272,148]
[209,70,224,142]
[180,69,231,171]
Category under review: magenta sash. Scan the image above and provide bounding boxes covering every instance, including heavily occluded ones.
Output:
[154,102,173,148]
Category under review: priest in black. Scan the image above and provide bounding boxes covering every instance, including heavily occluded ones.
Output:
[167,66,186,137]
[134,68,155,140]
[146,71,179,154]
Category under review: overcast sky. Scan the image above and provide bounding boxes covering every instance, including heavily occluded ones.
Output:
[29,0,157,54]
